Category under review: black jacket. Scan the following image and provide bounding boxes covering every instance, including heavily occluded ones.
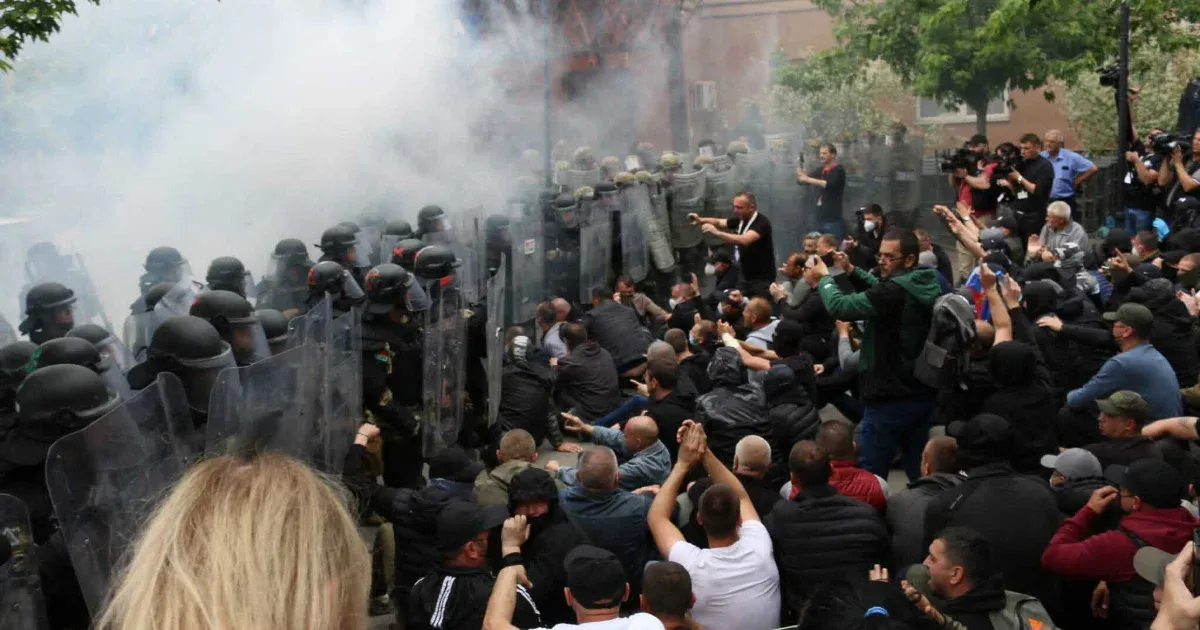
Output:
[695,348,769,467]
[886,473,963,571]
[763,370,820,490]
[517,511,590,626]
[765,484,892,616]
[408,564,541,630]
[1128,279,1200,387]
[668,296,713,333]
[370,484,454,600]
[1013,155,1055,218]
[1052,476,1108,516]
[553,341,622,421]
[1083,436,1161,468]
[705,262,742,312]
[497,357,554,445]
[644,389,696,463]
[939,574,1008,630]
[778,285,835,362]
[584,300,654,370]
[980,342,1059,473]
[683,473,781,548]
[679,352,712,395]
[923,462,1063,611]
[1023,281,1113,395]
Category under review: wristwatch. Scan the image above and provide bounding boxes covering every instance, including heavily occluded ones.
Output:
[1016,174,1024,185]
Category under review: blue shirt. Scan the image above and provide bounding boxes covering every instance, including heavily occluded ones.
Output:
[1067,343,1183,420]
[1040,148,1095,199]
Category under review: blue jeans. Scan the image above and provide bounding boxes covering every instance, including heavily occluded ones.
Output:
[1125,207,1151,234]
[820,221,844,241]
[593,395,648,428]
[858,397,934,480]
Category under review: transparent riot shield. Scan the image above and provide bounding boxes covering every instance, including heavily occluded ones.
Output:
[153,277,201,319]
[0,494,49,630]
[704,167,739,247]
[579,216,613,303]
[451,207,485,304]
[769,156,807,264]
[670,170,706,250]
[620,185,651,283]
[122,310,166,363]
[286,298,360,474]
[485,258,507,427]
[45,372,199,615]
[508,218,544,325]
[422,294,466,457]
[567,168,600,192]
[647,182,675,273]
[734,150,771,193]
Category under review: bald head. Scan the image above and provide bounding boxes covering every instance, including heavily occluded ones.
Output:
[664,328,688,354]
[815,419,855,461]
[646,341,676,364]
[577,446,619,492]
[624,416,660,454]
[733,435,771,477]
[551,298,571,321]
[498,429,537,464]
[922,436,958,476]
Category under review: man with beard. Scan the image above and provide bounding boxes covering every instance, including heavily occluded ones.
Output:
[501,467,590,626]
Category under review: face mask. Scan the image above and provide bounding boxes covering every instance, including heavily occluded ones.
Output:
[704,263,717,277]
[1164,265,1179,282]
[1180,268,1200,290]
[863,220,877,232]
[668,298,682,309]
[688,333,699,346]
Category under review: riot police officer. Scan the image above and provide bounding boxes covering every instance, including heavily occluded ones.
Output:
[416,205,451,243]
[205,256,253,298]
[21,241,110,332]
[254,309,290,356]
[377,220,415,267]
[318,225,370,286]
[125,315,237,426]
[19,283,77,344]
[132,246,191,314]
[256,238,314,317]
[391,238,426,273]
[385,219,414,241]
[412,244,462,307]
[26,336,133,399]
[0,341,36,429]
[361,264,424,488]
[67,323,135,373]
[306,260,365,317]
[544,191,583,305]
[190,290,270,366]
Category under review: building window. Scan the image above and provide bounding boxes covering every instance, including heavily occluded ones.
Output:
[916,92,1010,123]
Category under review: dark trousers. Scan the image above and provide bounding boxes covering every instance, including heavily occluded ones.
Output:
[739,278,773,300]
[1052,196,1077,215]
[859,396,934,480]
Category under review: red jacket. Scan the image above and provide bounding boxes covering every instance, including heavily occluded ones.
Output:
[1041,504,1196,581]
[828,459,887,511]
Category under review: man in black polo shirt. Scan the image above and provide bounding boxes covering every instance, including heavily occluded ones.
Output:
[688,192,776,299]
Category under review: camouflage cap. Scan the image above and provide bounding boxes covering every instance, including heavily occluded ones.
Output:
[694,154,714,167]
[659,152,682,170]
[572,146,595,166]
[601,156,620,169]
[635,171,655,185]
[554,160,571,172]
[614,171,637,186]
[1096,390,1149,424]
[636,141,655,152]
[574,186,595,199]
[1102,302,1154,332]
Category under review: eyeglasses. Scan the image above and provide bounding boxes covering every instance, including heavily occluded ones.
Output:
[877,252,901,262]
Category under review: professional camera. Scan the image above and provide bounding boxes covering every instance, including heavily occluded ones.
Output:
[990,142,1022,179]
[1098,64,1120,88]
[939,147,977,173]
[1150,131,1194,161]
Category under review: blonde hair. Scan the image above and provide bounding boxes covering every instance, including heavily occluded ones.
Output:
[95,453,370,630]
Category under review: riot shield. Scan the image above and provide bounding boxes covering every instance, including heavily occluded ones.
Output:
[508,218,544,325]
[485,257,506,427]
[122,310,165,362]
[647,182,675,272]
[734,150,771,193]
[0,494,49,630]
[450,207,485,304]
[153,277,201,319]
[422,294,466,457]
[45,372,199,615]
[579,216,613,303]
[566,168,600,192]
[704,167,739,247]
[670,170,706,250]
[620,185,651,283]
[769,155,807,264]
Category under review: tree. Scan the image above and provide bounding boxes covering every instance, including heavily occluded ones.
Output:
[809,0,1200,136]
[1,0,99,72]
[1064,41,1200,152]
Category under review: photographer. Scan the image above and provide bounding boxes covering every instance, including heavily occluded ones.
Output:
[1157,129,1200,215]
[945,136,997,221]
[998,133,1055,240]
[1123,128,1165,233]
[967,134,1000,218]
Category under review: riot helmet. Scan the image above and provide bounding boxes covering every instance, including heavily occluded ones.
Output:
[254,309,290,355]
[485,214,512,251]
[318,225,370,268]
[67,323,135,373]
[553,192,581,229]
[272,238,314,266]
[0,341,37,399]
[385,220,414,239]
[26,336,132,400]
[308,261,365,300]
[11,364,121,464]
[413,244,461,281]
[141,246,189,289]
[391,238,426,271]
[205,256,252,298]
[364,264,414,314]
[337,220,360,233]
[127,315,236,416]
[19,282,78,344]
[417,205,449,236]
[189,290,270,365]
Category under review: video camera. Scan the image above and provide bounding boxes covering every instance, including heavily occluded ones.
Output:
[939,147,977,174]
[1150,131,1193,161]
[991,142,1022,179]
[1098,64,1120,88]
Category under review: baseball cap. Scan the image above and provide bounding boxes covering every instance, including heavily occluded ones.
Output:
[1040,448,1103,480]
[947,414,1012,457]
[1134,546,1178,587]
[1096,390,1150,425]
[428,446,485,483]
[994,216,1019,234]
[1102,303,1154,330]
[1104,459,1186,509]
[564,545,628,609]
[708,249,733,265]
[435,501,509,552]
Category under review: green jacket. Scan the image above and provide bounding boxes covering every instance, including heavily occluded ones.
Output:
[817,266,943,402]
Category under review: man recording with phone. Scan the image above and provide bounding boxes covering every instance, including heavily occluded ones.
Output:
[998,133,1055,240]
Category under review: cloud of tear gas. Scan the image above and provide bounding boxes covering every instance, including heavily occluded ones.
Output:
[0,0,677,329]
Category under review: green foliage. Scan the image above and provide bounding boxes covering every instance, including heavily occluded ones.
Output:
[809,0,1200,133]
[0,0,99,72]
[1064,41,1200,152]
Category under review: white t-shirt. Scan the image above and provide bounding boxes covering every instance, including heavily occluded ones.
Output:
[538,613,665,630]
[668,520,781,630]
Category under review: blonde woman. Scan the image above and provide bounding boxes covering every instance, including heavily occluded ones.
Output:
[95,452,371,630]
